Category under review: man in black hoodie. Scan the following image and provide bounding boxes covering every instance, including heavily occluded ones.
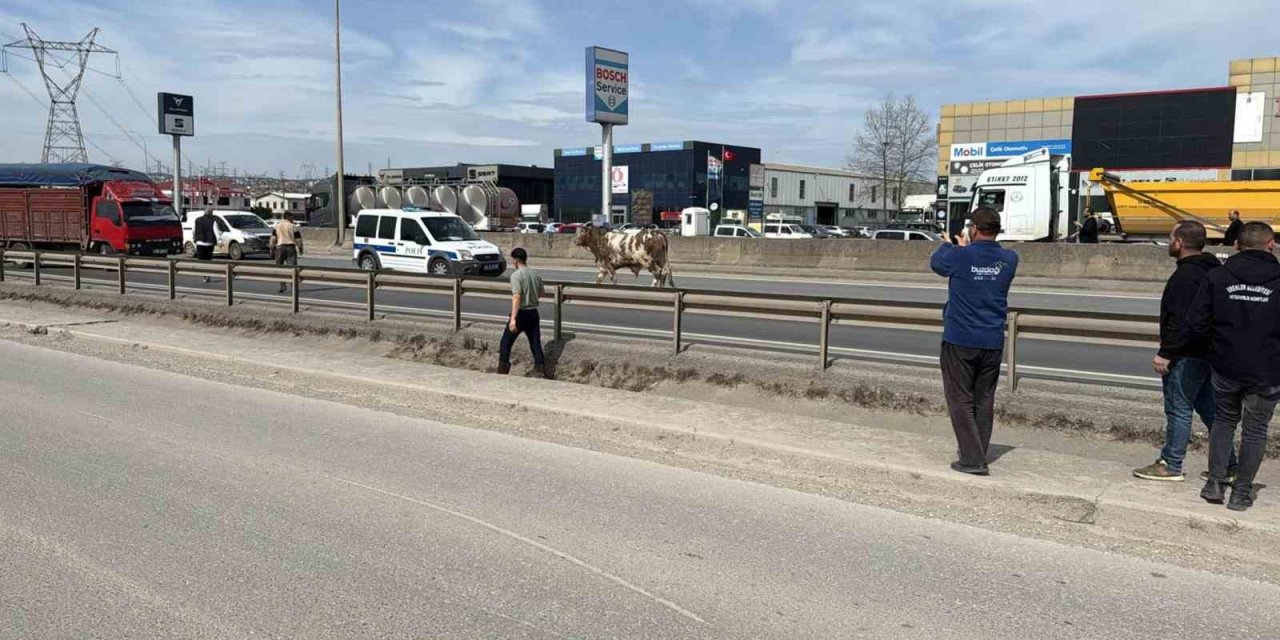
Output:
[1133,221,1228,482]
[1188,221,1280,511]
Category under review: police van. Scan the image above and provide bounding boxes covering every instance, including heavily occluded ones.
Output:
[352,208,506,277]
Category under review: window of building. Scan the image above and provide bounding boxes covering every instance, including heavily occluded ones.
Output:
[799,180,806,200]
[770,177,778,199]
[871,186,878,203]
[849,184,856,202]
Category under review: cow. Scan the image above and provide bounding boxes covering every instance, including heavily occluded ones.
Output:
[574,224,675,288]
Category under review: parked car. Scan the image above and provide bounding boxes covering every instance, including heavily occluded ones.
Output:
[543,222,564,234]
[713,224,762,238]
[818,225,850,237]
[556,223,585,234]
[763,223,813,239]
[618,223,658,235]
[800,224,836,238]
[516,221,545,234]
[843,226,872,238]
[872,229,943,241]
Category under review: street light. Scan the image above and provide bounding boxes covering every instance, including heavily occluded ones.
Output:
[333,0,347,246]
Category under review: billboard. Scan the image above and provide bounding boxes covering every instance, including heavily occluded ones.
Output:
[1071,88,1236,170]
[585,47,629,125]
[611,166,629,194]
[1235,92,1266,143]
[157,92,194,136]
[631,189,653,225]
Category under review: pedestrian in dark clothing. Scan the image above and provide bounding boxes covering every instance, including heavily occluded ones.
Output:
[930,207,1019,475]
[193,208,219,283]
[1133,221,1234,482]
[498,248,550,378]
[1222,210,1242,248]
[1188,221,1280,511]
[1075,208,1099,244]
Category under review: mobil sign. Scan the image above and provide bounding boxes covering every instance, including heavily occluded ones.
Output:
[951,142,987,159]
[586,46,629,125]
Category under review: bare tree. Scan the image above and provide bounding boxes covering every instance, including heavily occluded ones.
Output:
[847,94,934,210]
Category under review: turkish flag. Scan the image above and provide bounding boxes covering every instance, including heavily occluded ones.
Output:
[723,149,736,162]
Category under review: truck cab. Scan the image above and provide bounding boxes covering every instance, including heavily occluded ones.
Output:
[967,149,1073,242]
[90,180,184,256]
[352,208,505,277]
[181,210,273,260]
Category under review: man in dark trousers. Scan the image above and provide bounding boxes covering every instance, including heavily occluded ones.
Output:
[930,207,1019,475]
[1133,221,1232,482]
[497,248,549,378]
[1188,221,1280,511]
[1223,210,1242,248]
[193,208,219,283]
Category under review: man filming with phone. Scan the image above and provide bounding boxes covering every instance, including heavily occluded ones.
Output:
[930,208,1020,476]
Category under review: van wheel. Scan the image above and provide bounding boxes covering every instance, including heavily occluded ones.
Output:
[184,241,197,258]
[429,258,451,276]
[6,242,32,269]
[228,242,244,261]
[358,253,380,271]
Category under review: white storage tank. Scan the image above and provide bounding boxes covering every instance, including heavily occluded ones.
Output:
[405,186,431,208]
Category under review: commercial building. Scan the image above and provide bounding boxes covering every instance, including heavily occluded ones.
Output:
[379,163,555,214]
[252,192,310,216]
[937,55,1280,234]
[553,141,761,224]
[761,164,887,225]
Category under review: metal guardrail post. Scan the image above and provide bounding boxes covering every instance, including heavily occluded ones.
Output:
[0,248,5,282]
[452,278,462,332]
[225,263,234,307]
[1006,311,1020,392]
[73,253,82,290]
[117,257,126,295]
[819,300,832,370]
[673,290,685,354]
[291,267,301,314]
[366,272,376,322]
[32,251,41,287]
[553,284,564,341]
[166,259,176,300]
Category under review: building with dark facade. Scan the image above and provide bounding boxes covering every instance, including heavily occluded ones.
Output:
[553,141,762,224]
[380,163,555,213]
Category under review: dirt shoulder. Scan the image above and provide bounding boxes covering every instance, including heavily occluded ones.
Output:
[2,288,1279,585]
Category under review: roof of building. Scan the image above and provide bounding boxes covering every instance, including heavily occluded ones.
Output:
[254,192,311,200]
[762,163,879,180]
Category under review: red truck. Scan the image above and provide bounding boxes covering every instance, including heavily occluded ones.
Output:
[0,163,183,257]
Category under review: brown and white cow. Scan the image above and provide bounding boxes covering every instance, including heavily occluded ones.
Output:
[574,225,675,288]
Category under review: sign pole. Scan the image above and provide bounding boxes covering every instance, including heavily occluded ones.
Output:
[172,134,182,218]
[601,123,613,225]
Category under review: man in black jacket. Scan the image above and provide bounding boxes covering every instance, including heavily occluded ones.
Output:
[193,208,219,283]
[1133,221,1229,482]
[1223,210,1242,248]
[1188,221,1280,511]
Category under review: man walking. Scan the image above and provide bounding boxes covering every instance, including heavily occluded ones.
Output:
[1133,221,1231,482]
[1223,210,1242,248]
[1189,221,1280,511]
[930,207,1019,475]
[193,208,219,283]
[498,248,549,378]
[271,212,304,293]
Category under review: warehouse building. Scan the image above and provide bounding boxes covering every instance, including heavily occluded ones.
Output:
[937,55,1280,235]
[761,164,890,226]
[379,163,555,213]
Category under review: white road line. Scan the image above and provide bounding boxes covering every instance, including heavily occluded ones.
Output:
[76,410,117,423]
[331,477,710,627]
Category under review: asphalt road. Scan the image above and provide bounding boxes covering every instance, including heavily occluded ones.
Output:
[2,340,1276,638]
[10,255,1160,381]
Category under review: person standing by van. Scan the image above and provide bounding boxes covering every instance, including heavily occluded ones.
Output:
[1188,221,1280,512]
[271,212,304,293]
[497,248,549,378]
[193,208,219,283]
[930,207,1019,475]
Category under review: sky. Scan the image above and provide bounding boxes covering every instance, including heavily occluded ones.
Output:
[0,0,1276,177]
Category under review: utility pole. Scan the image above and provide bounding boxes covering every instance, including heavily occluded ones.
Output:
[333,0,347,246]
[881,141,889,222]
[3,24,118,163]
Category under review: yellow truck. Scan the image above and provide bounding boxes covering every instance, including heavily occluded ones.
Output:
[1089,168,1280,240]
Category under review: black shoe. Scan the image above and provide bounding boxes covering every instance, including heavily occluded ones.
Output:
[1227,487,1255,512]
[496,362,511,375]
[532,365,553,380]
[1200,479,1227,504]
[950,461,990,476]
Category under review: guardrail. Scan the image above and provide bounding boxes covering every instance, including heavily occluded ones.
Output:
[0,249,1160,391]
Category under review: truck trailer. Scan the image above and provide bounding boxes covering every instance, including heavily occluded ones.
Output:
[0,163,183,258]
[1089,168,1280,241]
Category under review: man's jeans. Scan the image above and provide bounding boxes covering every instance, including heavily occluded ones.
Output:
[1210,372,1280,492]
[1158,357,1218,473]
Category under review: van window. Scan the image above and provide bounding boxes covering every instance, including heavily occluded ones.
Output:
[764,224,779,234]
[877,231,906,240]
[422,217,480,242]
[377,216,397,240]
[401,218,426,243]
[974,189,1006,213]
[356,215,377,238]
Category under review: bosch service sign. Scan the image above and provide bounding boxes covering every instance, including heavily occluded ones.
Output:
[157,92,194,137]
[586,46,628,125]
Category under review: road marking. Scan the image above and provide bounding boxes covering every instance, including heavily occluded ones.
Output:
[332,477,711,627]
[76,410,117,423]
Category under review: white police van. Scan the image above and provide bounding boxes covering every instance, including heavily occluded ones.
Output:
[352,208,505,277]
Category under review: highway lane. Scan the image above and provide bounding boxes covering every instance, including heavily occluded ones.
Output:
[10,259,1157,381]
[2,340,1276,638]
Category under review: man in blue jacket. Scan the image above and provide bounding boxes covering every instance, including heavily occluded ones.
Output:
[930,207,1019,475]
